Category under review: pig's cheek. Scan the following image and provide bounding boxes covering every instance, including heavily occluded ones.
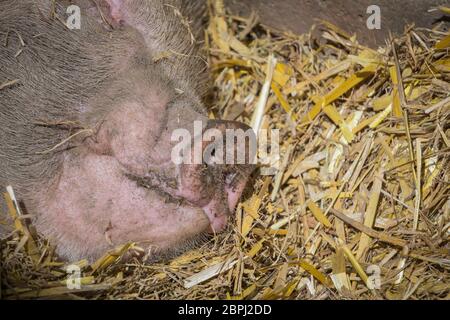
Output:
[88,101,173,175]
[178,164,218,206]
[37,150,210,257]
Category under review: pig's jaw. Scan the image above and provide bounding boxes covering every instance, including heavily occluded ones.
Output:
[35,149,249,262]
[137,164,249,234]
[36,150,214,262]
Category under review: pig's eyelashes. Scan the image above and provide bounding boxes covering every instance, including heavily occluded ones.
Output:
[125,171,178,192]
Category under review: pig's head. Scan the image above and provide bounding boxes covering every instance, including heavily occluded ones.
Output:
[31,0,255,262]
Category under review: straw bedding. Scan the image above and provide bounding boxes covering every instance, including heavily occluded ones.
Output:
[1,1,449,300]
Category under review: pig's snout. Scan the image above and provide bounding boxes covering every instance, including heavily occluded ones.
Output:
[180,119,256,233]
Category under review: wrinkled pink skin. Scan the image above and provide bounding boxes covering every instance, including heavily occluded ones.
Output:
[33,0,254,262]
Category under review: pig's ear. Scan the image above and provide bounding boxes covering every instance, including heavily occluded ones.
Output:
[103,0,125,24]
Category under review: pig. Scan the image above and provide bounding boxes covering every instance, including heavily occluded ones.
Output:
[0,0,254,262]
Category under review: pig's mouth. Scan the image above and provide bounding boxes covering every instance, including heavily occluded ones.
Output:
[129,163,252,234]
[199,170,250,233]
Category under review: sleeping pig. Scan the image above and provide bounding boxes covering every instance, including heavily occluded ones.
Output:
[0,0,254,261]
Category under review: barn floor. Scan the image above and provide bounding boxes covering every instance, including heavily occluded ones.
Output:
[1,1,449,300]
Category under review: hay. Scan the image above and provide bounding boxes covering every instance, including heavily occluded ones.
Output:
[1,1,449,300]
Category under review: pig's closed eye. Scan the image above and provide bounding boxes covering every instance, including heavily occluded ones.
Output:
[124,170,180,194]
[124,173,152,189]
